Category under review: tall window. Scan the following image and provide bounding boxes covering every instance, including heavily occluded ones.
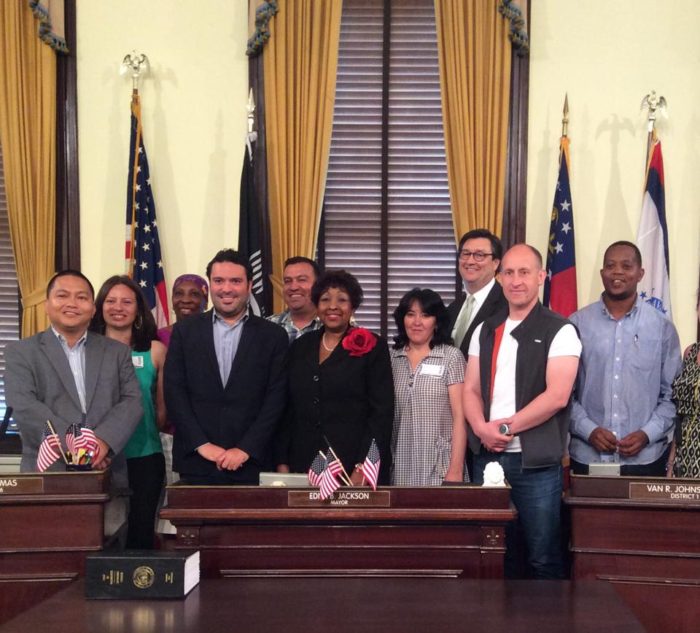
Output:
[0,142,21,430]
[320,0,456,337]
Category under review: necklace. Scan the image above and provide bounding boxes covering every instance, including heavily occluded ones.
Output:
[322,333,340,352]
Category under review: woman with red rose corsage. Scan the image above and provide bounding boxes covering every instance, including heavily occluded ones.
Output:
[274,270,394,485]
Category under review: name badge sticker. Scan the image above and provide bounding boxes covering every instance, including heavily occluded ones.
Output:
[420,364,444,377]
[132,356,144,368]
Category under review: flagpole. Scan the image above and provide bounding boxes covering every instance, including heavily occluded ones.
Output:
[561,93,569,138]
[121,52,150,276]
[640,90,667,164]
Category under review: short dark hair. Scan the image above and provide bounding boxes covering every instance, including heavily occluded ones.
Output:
[457,229,503,261]
[205,249,253,281]
[284,256,321,279]
[603,240,642,267]
[90,275,157,352]
[311,270,363,310]
[46,270,95,299]
[392,288,451,350]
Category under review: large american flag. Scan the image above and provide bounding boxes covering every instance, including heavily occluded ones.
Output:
[359,438,381,491]
[125,91,170,328]
[543,135,578,317]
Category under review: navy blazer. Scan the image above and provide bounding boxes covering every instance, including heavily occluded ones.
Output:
[447,282,508,358]
[164,310,288,483]
[275,328,394,484]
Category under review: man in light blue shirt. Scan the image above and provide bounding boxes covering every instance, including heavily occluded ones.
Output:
[569,241,681,475]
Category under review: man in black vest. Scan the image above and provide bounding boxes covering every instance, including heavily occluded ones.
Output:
[463,244,581,579]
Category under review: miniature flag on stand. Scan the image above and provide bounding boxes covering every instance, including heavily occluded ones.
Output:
[637,132,671,317]
[543,135,577,317]
[66,423,98,461]
[358,439,381,491]
[125,91,170,328]
[37,427,62,472]
[319,450,342,500]
[308,453,326,487]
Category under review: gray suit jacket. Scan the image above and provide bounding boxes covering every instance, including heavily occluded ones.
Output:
[4,328,143,489]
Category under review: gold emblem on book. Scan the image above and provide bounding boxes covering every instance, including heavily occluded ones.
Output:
[132,565,155,589]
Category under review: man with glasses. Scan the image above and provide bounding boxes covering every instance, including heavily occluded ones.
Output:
[448,229,508,358]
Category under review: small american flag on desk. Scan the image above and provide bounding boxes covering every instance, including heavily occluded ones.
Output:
[66,423,98,459]
[308,453,326,487]
[319,450,342,500]
[124,91,170,328]
[359,439,381,491]
[37,426,62,472]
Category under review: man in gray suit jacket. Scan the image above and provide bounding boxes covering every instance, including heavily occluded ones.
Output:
[4,270,142,491]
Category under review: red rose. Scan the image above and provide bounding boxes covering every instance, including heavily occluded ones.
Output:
[342,327,377,357]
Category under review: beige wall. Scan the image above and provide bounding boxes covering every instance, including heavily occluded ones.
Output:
[77,0,699,346]
[528,0,700,347]
[77,0,249,290]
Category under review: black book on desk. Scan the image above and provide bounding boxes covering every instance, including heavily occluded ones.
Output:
[85,550,200,599]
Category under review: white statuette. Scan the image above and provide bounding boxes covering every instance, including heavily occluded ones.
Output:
[482,461,506,487]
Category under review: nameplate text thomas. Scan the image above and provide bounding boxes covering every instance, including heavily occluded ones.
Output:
[0,477,44,495]
[288,490,391,507]
[629,482,700,503]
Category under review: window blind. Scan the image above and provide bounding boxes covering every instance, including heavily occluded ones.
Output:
[0,142,21,429]
[322,0,455,337]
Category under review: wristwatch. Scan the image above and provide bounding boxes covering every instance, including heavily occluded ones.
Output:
[498,422,513,436]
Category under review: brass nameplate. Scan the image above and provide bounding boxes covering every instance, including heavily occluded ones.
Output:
[629,482,700,503]
[0,477,44,495]
[288,490,391,507]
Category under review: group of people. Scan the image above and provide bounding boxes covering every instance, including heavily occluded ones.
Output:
[4,231,699,582]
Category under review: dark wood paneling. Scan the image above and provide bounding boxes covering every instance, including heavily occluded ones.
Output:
[55,0,80,270]
[162,485,514,579]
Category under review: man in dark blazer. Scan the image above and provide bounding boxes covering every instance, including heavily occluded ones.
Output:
[5,270,143,491]
[447,229,508,357]
[448,230,508,481]
[164,249,288,485]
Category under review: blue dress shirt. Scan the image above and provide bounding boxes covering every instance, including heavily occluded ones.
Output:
[569,295,681,466]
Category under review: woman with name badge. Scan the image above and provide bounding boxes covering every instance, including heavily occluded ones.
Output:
[390,288,467,486]
[275,270,394,485]
[668,293,700,478]
[91,275,166,549]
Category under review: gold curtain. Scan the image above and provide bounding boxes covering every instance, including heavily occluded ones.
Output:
[435,0,512,242]
[0,2,57,336]
[263,0,342,312]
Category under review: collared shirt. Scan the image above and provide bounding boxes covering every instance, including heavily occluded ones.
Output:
[569,295,681,466]
[52,326,88,414]
[451,278,496,341]
[267,309,321,344]
[212,310,248,386]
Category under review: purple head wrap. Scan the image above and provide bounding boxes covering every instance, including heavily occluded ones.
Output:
[172,274,209,312]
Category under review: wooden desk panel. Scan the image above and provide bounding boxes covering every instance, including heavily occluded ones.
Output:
[161,485,515,579]
[566,474,700,633]
[0,471,109,625]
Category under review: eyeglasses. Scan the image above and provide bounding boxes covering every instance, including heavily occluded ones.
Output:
[458,250,494,262]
